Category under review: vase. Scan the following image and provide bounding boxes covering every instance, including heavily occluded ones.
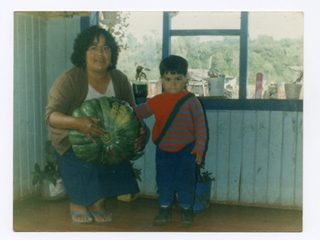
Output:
[207,78,225,97]
[132,81,148,98]
[38,178,67,200]
[193,177,212,210]
[284,83,302,99]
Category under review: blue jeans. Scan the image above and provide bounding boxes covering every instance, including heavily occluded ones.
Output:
[156,142,196,208]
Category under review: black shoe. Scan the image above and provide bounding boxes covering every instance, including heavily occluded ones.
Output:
[180,208,194,227]
[153,206,172,226]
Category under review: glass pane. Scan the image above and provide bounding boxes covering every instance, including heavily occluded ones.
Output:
[99,11,163,97]
[171,11,241,30]
[247,12,304,99]
[171,36,240,98]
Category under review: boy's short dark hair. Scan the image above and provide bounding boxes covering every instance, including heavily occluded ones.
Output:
[159,55,188,77]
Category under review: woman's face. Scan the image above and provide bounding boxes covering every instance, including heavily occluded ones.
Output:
[85,34,111,73]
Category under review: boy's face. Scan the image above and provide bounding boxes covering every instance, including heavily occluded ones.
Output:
[161,72,187,95]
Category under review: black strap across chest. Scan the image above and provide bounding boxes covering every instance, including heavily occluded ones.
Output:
[154,93,194,146]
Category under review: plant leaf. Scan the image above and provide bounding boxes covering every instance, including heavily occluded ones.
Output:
[35,163,40,173]
[131,152,145,161]
[50,177,57,186]
[39,177,44,184]
[32,175,39,185]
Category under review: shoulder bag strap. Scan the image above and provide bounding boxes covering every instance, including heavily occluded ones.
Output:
[154,93,195,146]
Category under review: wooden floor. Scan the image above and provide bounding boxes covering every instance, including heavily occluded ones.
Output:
[13,196,302,232]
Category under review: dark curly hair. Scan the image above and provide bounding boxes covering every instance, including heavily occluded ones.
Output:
[71,25,119,71]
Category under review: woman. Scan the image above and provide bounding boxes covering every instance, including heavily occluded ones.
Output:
[45,26,147,224]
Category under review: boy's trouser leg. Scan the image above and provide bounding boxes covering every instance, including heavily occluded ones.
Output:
[175,142,196,208]
[155,143,196,208]
[156,147,175,206]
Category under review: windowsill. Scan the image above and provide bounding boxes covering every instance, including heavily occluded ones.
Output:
[135,98,303,112]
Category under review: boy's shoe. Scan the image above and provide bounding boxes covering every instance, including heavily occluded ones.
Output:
[180,208,194,227]
[153,206,172,226]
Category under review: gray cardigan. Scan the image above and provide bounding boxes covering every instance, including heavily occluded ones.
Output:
[45,66,136,155]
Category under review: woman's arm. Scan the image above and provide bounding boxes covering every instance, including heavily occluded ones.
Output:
[49,111,105,142]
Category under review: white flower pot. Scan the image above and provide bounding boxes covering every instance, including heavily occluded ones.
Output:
[39,178,67,200]
[285,83,302,100]
[207,78,225,97]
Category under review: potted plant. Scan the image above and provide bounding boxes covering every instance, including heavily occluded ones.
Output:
[285,70,303,99]
[193,164,215,211]
[132,64,150,98]
[117,152,144,202]
[32,141,67,200]
[206,68,225,97]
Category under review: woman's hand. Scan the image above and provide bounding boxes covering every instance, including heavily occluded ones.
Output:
[77,117,105,142]
[134,127,147,151]
[49,112,104,142]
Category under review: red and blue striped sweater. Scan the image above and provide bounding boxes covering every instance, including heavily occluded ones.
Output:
[133,90,207,156]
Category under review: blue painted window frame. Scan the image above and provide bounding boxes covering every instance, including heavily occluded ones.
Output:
[161,11,302,112]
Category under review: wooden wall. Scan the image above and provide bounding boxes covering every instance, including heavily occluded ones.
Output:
[13,12,303,209]
[136,110,303,210]
[13,12,81,200]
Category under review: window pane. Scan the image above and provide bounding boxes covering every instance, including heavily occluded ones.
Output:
[171,12,241,30]
[99,11,163,97]
[171,12,241,98]
[247,12,304,99]
[171,36,240,98]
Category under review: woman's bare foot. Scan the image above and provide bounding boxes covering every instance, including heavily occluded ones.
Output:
[70,202,93,223]
[89,198,112,222]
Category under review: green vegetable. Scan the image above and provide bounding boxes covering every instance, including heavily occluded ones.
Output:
[69,97,140,165]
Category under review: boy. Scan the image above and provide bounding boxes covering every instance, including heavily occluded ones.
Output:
[133,55,207,227]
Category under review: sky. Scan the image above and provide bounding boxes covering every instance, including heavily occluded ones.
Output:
[124,11,303,42]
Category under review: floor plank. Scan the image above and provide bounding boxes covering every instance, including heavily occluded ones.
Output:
[13,196,302,232]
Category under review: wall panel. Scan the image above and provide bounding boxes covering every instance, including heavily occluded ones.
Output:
[140,110,303,209]
[228,111,243,205]
[14,13,48,199]
[216,111,231,203]
[13,13,80,200]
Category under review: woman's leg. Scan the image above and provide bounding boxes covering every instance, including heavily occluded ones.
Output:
[70,202,93,222]
[89,198,112,222]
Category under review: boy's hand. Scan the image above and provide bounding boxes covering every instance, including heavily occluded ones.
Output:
[191,152,203,164]
[134,127,147,151]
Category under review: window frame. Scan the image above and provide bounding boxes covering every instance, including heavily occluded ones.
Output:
[162,11,302,112]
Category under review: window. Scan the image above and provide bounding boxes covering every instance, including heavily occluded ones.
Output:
[94,11,303,110]
[162,11,303,111]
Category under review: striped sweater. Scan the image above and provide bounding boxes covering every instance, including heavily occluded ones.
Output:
[133,90,207,156]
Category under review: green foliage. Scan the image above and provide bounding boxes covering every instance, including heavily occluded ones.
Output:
[130,153,145,182]
[117,32,162,80]
[135,65,149,81]
[117,32,303,86]
[32,141,61,186]
[196,164,215,183]
[99,12,130,51]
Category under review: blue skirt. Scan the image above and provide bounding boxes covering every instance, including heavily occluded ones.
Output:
[55,147,138,206]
